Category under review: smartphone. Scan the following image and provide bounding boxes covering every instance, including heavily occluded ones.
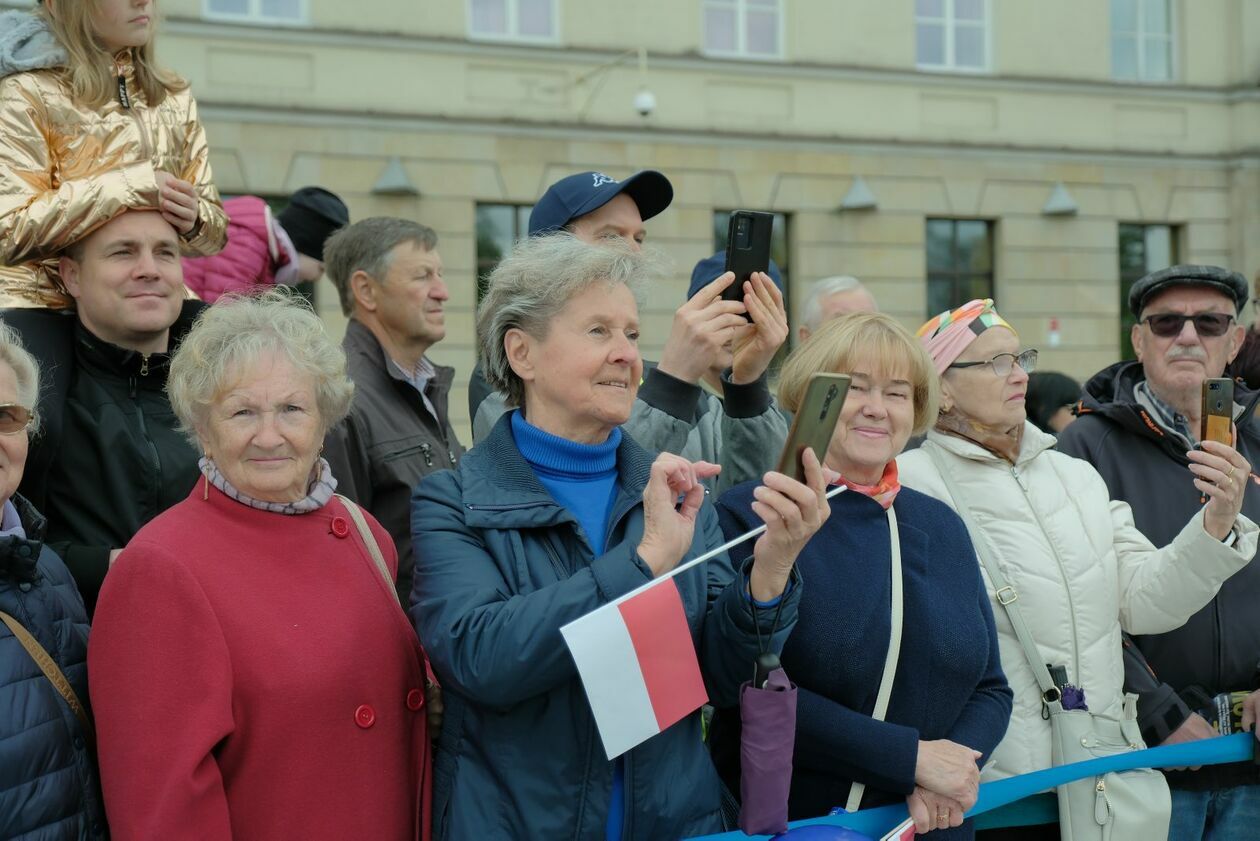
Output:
[723,210,774,315]
[1201,378,1234,446]
[775,373,850,483]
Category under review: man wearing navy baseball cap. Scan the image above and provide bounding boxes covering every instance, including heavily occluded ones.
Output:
[469,171,791,493]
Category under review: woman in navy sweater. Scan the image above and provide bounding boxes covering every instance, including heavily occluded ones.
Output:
[715,313,1012,839]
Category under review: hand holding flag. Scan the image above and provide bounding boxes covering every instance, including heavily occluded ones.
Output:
[637,454,721,577]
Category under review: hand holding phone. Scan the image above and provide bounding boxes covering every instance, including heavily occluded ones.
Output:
[1201,378,1234,446]
[723,211,773,315]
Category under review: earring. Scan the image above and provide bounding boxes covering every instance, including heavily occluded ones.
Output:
[202,452,212,501]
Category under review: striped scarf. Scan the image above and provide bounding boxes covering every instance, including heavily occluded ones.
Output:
[200,456,338,515]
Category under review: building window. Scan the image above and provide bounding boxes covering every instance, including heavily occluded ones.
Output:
[1119,223,1178,359]
[703,0,782,60]
[203,0,307,24]
[475,203,533,302]
[1111,0,1173,82]
[713,210,792,356]
[925,219,994,318]
[915,0,989,73]
[469,0,558,42]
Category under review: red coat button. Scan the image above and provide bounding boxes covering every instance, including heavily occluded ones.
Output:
[354,704,375,728]
[406,689,424,711]
[330,517,350,538]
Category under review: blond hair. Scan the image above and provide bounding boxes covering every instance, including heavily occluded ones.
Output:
[778,312,940,436]
[40,1,187,109]
[167,289,354,448]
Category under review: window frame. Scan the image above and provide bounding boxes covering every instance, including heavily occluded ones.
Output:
[1110,0,1176,83]
[475,202,534,303]
[202,0,310,26]
[467,0,561,45]
[924,217,996,320]
[701,0,785,62]
[1118,222,1180,360]
[914,0,992,75]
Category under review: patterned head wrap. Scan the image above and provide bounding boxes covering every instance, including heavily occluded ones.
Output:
[916,298,1016,376]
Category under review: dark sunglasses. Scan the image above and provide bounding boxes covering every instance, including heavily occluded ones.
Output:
[1140,313,1235,338]
[0,404,35,435]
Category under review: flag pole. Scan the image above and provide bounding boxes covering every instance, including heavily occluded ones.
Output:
[601,485,847,610]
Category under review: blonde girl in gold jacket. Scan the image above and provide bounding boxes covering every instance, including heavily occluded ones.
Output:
[0,0,227,309]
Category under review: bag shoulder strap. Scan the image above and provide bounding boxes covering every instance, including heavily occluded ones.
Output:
[844,504,905,813]
[0,608,95,750]
[923,443,1061,702]
[335,494,401,606]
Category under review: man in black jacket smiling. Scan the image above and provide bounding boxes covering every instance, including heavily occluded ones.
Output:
[1057,265,1260,840]
[1,210,202,614]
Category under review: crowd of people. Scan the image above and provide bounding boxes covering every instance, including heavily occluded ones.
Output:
[3,3,1260,841]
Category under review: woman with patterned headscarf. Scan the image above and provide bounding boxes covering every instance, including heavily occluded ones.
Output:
[898,300,1259,840]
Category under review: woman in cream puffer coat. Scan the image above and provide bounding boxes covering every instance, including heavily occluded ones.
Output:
[898,299,1258,839]
[0,3,226,309]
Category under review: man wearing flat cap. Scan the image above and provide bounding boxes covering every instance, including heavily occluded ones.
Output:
[1058,265,1260,839]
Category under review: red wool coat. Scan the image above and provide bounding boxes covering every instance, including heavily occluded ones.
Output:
[88,485,433,841]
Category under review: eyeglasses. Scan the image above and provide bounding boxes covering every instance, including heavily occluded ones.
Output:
[0,404,35,435]
[949,348,1039,378]
[1140,313,1234,338]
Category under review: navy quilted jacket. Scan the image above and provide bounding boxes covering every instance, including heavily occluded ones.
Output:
[0,494,106,840]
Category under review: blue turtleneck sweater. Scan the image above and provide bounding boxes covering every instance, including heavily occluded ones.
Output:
[510,410,626,839]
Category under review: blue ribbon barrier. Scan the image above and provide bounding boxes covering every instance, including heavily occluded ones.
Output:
[689,732,1256,841]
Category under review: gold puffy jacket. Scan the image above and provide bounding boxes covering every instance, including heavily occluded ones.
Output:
[0,52,227,308]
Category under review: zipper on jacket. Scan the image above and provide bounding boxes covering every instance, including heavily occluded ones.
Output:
[116,74,131,108]
[130,380,164,485]
[1009,464,1085,682]
[139,354,149,377]
[541,535,571,580]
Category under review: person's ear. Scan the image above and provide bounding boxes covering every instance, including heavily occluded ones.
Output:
[349,270,377,313]
[59,255,82,300]
[1130,321,1146,363]
[504,328,535,383]
[938,374,956,414]
[798,325,811,344]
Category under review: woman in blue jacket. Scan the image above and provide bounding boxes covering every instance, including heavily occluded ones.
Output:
[0,323,105,839]
[410,233,829,840]
[715,313,1012,839]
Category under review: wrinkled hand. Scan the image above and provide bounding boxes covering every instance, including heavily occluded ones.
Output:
[730,272,789,385]
[748,448,830,601]
[1159,712,1218,771]
[915,739,981,810]
[1241,690,1260,744]
[655,272,749,385]
[1187,436,1251,540]
[638,454,722,577]
[907,786,966,835]
[425,678,444,736]
[155,171,199,235]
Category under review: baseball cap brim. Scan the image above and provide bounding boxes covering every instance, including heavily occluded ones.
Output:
[529,170,674,236]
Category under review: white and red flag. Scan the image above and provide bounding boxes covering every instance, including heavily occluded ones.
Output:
[561,485,845,759]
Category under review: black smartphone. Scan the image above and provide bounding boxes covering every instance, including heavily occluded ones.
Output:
[775,373,850,484]
[1201,377,1233,446]
[723,210,774,316]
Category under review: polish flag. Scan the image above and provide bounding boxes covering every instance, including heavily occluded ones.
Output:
[561,575,708,759]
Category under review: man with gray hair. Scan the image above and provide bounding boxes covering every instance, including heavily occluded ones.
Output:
[797,275,877,343]
[322,217,465,604]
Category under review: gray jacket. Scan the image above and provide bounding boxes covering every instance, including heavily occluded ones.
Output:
[325,319,465,604]
[473,363,787,495]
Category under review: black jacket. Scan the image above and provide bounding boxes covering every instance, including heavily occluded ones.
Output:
[0,493,106,840]
[324,319,464,604]
[1056,360,1260,791]
[2,304,203,615]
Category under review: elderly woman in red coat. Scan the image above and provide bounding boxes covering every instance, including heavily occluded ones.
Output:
[88,289,436,841]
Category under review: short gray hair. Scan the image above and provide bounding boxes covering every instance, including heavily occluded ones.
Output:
[801,276,872,332]
[324,217,439,317]
[168,289,354,448]
[477,232,659,408]
[0,322,41,434]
